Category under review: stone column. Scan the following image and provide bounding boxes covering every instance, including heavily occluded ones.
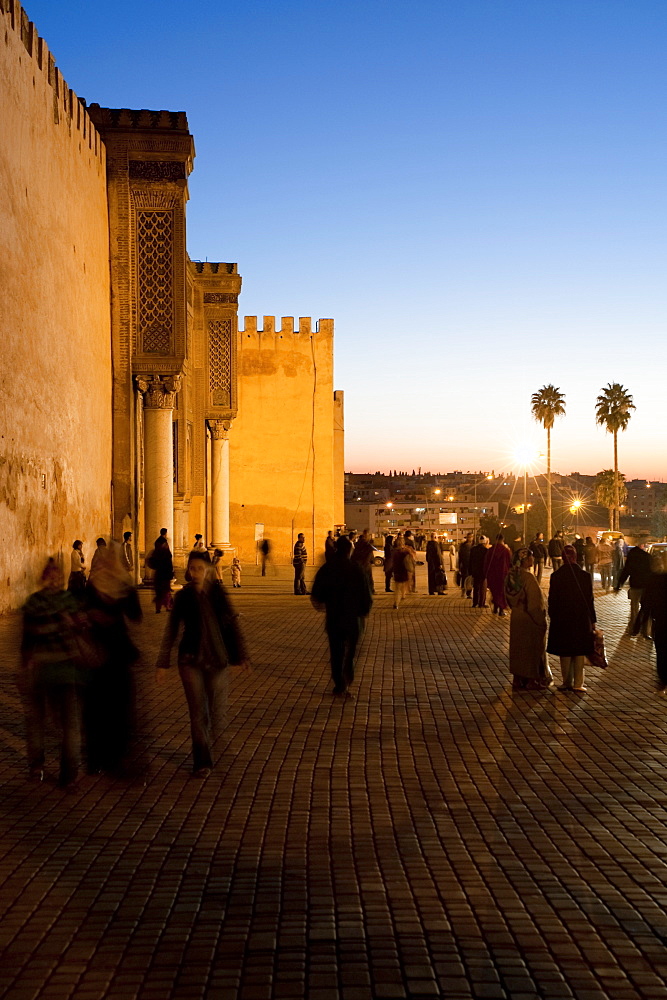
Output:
[209,419,232,549]
[137,375,182,548]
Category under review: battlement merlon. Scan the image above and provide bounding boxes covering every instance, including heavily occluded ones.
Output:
[0,0,105,157]
[190,262,238,276]
[239,317,334,338]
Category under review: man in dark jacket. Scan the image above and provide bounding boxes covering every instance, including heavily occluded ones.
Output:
[547,545,596,691]
[530,532,549,584]
[311,536,373,696]
[615,542,651,636]
[548,531,565,572]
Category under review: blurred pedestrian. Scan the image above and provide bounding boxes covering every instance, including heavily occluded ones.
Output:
[584,536,598,583]
[311,535,372,697]
[597,536,613,591]
[529,532,548,584]
[20,559,84,788]
[404,531,417,591]
[351,528,375,594]
[641,559,667,692]
[231,556,242,588]
[547,544,595,692]
[484,534,512,616]
[212,548,225,582]
[293,533,308,594]
[504,549,552,690]
[83,544,142,775]
[156,550,250,776]
[193,534,206,552]
[391,542,415,610]
[614,541,651,636]
[470,535,490,608]
[383,533,394,593]
[68,539,87,596]
[611,537,625,589]
[573,535,585,568]
[458,533,474,598]
[90,537,107,577]
[324,531,337,562]
[259,537,272,576]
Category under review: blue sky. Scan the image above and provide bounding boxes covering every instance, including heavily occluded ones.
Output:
[25,0,667,479]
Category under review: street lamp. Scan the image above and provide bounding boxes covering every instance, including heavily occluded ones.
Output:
[570,499,582,536]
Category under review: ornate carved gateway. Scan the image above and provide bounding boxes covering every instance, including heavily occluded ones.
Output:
[88,105,193,548]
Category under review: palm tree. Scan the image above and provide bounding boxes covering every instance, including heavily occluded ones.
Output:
[595,383,635,531]
[595,469,627,531]
[531,385,566,539]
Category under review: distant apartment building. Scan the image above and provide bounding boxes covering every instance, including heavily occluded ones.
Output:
[624,480,667,518]
[344,500,499,543]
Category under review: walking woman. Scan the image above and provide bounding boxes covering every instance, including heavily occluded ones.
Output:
[156,550,250,777]
[20,559,84,788]
[547,544,595,693]
[83,544,142,775]
[504,549,552,690]
[484,534,512,616]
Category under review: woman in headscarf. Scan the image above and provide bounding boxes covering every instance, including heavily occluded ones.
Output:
[504,548,552,690]
[547,544,595,693]
[151,535,174,613]
[83,543,142,775]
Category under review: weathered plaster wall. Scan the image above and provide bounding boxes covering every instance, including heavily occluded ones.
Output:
[229,317,337,564]
[0,1,112,609]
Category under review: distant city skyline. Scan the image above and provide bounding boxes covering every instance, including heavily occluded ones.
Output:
[24,0,667,481]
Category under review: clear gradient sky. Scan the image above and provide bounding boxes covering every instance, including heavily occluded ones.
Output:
[24,0,667,480]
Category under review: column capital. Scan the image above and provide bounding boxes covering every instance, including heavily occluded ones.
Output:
[208,418,232,441]
[136,373,182,409]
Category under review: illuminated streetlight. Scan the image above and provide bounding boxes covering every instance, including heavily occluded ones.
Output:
[569,498,582,535]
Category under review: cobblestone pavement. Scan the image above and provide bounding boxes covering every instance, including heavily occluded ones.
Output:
[0,565,666,1000]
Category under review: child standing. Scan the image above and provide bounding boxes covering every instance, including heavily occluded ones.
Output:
[231,556,242,588]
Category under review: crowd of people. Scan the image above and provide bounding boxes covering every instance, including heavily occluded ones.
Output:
[17,523,667,788]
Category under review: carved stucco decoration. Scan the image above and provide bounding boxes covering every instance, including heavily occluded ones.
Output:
[208,318,232,407]
[129,160,186,182]
[137,210,174,354]
[203,293,238,304]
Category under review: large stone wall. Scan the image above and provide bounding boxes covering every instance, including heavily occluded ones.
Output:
[0,1,112,610]
[229,317,338,564]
